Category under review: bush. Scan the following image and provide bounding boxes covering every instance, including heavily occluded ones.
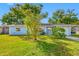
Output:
[52,26,66,39]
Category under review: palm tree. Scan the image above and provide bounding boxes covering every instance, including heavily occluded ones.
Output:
[48,9,65,24]
[48,9,78,24]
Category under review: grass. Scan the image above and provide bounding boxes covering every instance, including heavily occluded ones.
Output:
[72,34,79,37]
[0,35,79,56]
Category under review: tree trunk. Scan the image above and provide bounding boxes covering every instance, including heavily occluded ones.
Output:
[33,35,37,40]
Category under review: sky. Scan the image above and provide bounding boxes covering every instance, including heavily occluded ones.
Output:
[0,3,79,25]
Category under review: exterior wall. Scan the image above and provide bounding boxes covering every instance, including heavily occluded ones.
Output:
[9,26,72,36]
[74,27,79,34]
[44,27,72,36]
[43,27,72,36]
[43,27,48,34]
[9,26,27,35]
[43,27,51,35]
[0,24,74,36]
[46,28,52,35]
[76,31,79,34]
[63,27,71,36]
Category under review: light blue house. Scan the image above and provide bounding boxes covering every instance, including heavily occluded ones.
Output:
[0,24,79,36]
[9,25,27,35]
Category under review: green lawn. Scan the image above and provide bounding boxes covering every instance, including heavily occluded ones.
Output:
[0,35,79,56]
[72,34,79,37]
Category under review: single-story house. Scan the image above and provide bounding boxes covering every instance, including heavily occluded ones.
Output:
[0,25,27,35]
[0,24,79,36]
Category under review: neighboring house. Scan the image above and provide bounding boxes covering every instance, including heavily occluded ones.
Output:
[0,24,79,36]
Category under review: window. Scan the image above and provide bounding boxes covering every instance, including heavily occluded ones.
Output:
[16,28,20,31]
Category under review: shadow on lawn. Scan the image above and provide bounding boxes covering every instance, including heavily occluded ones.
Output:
[19,35,73,56]
[36,40,73,56]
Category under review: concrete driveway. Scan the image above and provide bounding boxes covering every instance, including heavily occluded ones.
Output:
[66,36,79,41]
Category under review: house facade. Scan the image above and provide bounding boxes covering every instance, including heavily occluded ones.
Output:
[0,24,79,36]
[9,25,27,35]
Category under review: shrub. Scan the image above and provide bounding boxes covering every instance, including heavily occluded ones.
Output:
[52,26,66,39]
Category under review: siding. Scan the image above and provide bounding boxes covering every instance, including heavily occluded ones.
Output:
[43,27,71,36]
[63,27,71,36]
[9,26,27,35]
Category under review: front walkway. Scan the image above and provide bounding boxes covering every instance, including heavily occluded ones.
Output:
[66,36,79,41]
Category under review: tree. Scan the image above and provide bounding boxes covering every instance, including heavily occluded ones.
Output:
[48,9,65,24]
[23,10,48,40]
[2,3,43,25]
[2,12,21,24]
[48,9,78,24]
[2,3,48,40]
[62,9,78,24]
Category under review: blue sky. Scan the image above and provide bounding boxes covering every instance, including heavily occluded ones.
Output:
[0,3,79,25]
